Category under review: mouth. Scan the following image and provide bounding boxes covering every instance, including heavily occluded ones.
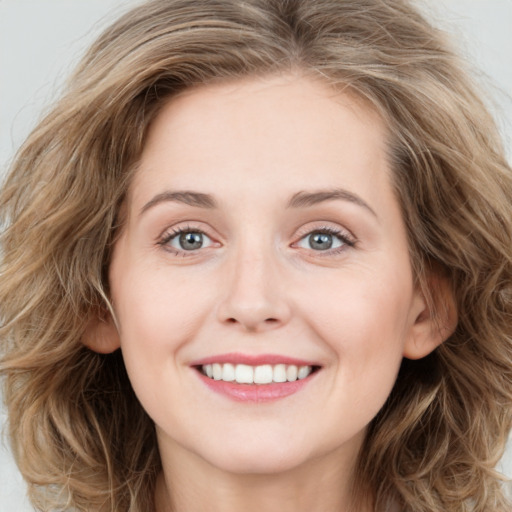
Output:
[195,363,321,384]
[191,354,322,402]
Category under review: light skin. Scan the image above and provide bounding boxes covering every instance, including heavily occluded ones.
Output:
[85,74,455,512]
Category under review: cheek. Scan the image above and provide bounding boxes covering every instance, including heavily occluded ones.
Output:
[110,266,218,424]
[299,267,413,384]
[301,279,411,439]
[115,270,214,351]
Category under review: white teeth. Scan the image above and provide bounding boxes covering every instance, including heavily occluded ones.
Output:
[222,363,235,382]
[297,365,310,380]
[286,365,298,381]
[212,363,222,380]
[235,364,254,384]
[273,364,287,383]
[201,363,315,384]
[254,364,273,384]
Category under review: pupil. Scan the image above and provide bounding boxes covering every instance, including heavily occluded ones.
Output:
[310,233,332,250]
[179,232,203,250]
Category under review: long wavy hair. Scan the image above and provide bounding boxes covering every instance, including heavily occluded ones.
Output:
[1,0,511,511]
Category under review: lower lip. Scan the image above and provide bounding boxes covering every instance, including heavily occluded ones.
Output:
[195,371,318,402]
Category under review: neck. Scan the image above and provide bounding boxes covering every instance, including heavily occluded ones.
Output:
[154,435,371,512]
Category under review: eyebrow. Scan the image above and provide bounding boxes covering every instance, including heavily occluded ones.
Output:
[140,190,217,215]
[139,187,376,217]
[287,188,377,217]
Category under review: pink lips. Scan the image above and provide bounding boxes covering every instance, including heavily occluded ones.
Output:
[190,352,318,367]
[190,352,320,403]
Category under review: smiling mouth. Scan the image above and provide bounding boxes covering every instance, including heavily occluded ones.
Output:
[196,363,321,385]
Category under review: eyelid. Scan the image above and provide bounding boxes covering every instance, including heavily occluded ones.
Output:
[293,222,356,244]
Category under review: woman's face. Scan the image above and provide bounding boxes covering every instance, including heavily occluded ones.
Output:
[106,74,433,475]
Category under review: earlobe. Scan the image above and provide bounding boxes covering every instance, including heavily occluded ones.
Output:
[403,274,458,360]
[82,311,121,354]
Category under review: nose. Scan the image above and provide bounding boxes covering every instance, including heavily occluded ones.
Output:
[216,247,292,333]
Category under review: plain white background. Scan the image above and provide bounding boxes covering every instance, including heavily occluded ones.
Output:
[1,1,511,509]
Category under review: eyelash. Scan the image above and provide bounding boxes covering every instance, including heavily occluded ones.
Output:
[157,224,356,257]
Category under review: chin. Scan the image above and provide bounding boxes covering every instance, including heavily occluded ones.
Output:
[198,436,311,475]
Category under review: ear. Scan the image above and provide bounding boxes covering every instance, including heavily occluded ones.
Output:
[82,310,121,354]
[403,273,458,360]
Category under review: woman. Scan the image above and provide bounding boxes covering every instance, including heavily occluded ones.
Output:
[1,1,511,511]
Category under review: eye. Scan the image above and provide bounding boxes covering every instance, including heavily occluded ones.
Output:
[295,228,354,252]
[161,228,214,252]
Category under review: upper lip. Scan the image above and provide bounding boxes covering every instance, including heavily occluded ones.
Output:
[190,352,321,367]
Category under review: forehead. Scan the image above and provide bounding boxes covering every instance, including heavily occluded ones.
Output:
[129,74,394,215]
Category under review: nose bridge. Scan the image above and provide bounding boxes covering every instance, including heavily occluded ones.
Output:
[217,235,291,331]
